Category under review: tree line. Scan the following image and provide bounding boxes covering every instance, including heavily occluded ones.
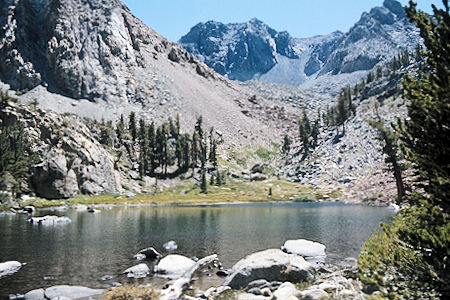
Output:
[97,113,223,193]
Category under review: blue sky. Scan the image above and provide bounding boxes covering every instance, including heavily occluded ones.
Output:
[121,1,443,42]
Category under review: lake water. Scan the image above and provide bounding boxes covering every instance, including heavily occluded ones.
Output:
[0,202,393,296]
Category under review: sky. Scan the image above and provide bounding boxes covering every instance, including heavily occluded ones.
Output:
[121,1,443,42]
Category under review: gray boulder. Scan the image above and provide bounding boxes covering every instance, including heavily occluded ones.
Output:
[32,152,79,199]
[154,255,196,278]
[223,249,315,289]
[28,215,71,226]
[0,261,22,278]
[163,240,178,251]
[272,282,300,299]
[43,285,105,299]
[281,239,326,259]
[123,263,150,278]
[24,288,44,300]
[299,288,329,300]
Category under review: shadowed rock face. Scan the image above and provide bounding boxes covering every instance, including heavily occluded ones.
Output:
[180,0,420,85]
[180,18,299,81]
[0,0,150,101]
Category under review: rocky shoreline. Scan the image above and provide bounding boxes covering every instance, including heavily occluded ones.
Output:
[2,234,367,300]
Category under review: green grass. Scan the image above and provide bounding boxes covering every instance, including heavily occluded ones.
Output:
[18,178,320,208]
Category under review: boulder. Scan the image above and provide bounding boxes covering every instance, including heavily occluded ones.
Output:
[154,255,196,278]
[163,240,178,251]
[44,285,105,299]
[299,288,329,299]
[133,254,146,261]
[0,261,22,278]
[123,263,150,278]
[136,247,161,259]
[281,239,326,259]
[31,152,79,199]
[272,282,300,300]
[251,173,267,181]
[24,288,44,300]
[223,249,315,289]
[28,215,71,225]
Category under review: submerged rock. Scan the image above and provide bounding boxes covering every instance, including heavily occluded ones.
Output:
[0,261,22,278]
[281,239,326,259]
[123,263,150,278]
[28,215,71,225]
[136,247,161,260]
[43,285,105,299]
[223,249,315,289]
[154,255,195,278]
[163,240,178,251]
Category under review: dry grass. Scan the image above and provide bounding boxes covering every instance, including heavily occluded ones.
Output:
[102,285,159,300]
[20,178,339,209]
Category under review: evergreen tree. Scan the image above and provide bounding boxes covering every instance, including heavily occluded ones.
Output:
[311,120,320,148]
[369,112,406,202]
[299,109,311,156]
[116,114,125,144]
[147,122,156,173]
[359,2,450,297]
[282,134,291,153]
[128,112,137,142]
[209,127,218,170]
[366,71,375,83]
[376,65,383,79]
[0,119,38,197]
[200,169,207,193]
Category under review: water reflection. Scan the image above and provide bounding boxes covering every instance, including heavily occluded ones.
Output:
[0,202,392,296]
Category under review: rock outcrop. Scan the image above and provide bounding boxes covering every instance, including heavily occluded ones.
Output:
[123,263,150,278]
[154,255,196,278]
[0,261,22,278]
[223,249,315,289]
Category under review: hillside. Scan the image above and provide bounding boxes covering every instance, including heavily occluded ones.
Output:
[0,0,293,148]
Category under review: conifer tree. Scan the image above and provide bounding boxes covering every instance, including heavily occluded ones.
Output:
[200,169,207,193]
[0,120,38,197]
[282,134,291,153]
[116,114,125,144]
[129,112,137,142]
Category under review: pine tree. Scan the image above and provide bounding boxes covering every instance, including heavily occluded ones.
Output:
[282,134,291,153]
[147,122,156,173]
[116,114,125,144]
[401,0,450,210]
[376,65,383,79]
[0,119,38,197]
[369,110,406,202]
[359,2,450,297]
[129,112,137,142]
[200,169,207,193]
[311,120,320,148]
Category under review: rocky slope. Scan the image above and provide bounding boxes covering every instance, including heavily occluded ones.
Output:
[0,0,293,148]
[180,0,420,90]
[243,59,417,203]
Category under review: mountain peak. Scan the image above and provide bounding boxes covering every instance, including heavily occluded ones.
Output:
[383,0,406,17]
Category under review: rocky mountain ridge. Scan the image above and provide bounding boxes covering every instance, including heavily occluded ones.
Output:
[0,0,295,148]
[180,0,421,89]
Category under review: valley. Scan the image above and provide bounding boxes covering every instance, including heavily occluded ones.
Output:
[0,0,448,299]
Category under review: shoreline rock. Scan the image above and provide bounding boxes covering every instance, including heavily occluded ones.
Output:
[282,239,326,260]
[27,215,71,225]
[223,249,315,289]
[0,261,22,279]
[154,255,196,278]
